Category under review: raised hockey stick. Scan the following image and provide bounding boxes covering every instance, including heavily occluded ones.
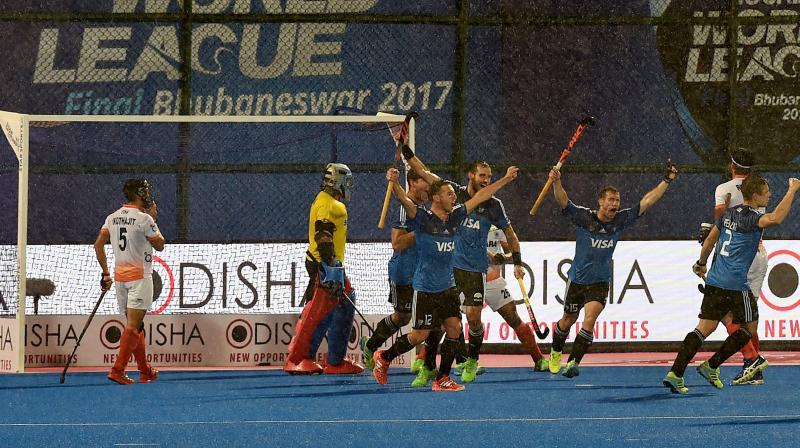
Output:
[516,277,550,339]
[529,115,596,216]
[60,289,107,384]
[378,111,418,229]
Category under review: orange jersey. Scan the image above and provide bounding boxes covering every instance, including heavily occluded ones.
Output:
[102,205,161,282]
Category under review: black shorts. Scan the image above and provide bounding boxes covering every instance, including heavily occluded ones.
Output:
[563,280,609,315]
[454,268,486,307]
[699,285,759,324]
[412,288,461,330]
[388,281,414,313]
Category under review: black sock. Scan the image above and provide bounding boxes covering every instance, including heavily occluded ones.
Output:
[467,324,484,359]
[551,322,569,352]
[437,337,460,378]
[455,331,467,364]
[383,334,415,362]
[423,329,442,370]
[670,329,705,377]
[367,316,400,352]
[568,328,593,365]
[709,328,752,369]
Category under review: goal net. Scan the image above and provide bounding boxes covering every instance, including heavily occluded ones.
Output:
[0,111,414,371]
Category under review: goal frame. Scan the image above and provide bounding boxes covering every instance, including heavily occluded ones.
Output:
[0,111,413,373]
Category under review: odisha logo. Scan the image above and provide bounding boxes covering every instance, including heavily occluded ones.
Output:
[655,0,800,164]
[150,255,175,315]
[760,249,800,312]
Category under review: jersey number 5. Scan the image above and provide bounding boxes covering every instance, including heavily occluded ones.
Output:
[118,227,128,251]
[719,229,733,257]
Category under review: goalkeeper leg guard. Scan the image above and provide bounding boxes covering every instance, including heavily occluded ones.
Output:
[286,285,337,365]
[326,298,356,366]
[670,329,705,377]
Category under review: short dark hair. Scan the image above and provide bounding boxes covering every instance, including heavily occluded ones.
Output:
[407,169,422,182]
[731,148,754,175]
[467,161,490,174]
[429,180,451,197]
[741,173,767,200]
[598,186,619,199]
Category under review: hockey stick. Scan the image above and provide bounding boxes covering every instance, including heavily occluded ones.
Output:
[60,289,107,384]
[529,115,596,216]
[377,111,418,229]
[341,290,375,335]
[516,277,550,339]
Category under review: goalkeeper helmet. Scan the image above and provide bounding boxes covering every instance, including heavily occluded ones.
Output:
[322,163,354,202]
[123,179,154,209]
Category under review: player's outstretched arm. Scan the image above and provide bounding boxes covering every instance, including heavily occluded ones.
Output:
[464,166,519,213]
[639,159,678,215]
[550,167,569,209]
[400,144,441,185]
[387,167,419,220]
[759,178,800,228]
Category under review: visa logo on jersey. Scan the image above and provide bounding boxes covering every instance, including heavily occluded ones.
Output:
[590,238,615,249]
[461,218,481,230]
[436,241,455,252]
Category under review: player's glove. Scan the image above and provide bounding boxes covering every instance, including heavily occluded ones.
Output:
[400,144,415,161]
[692,260,707,278]
[698,223,712,245]
[491,253,506,265]
[664,159,678,183]
[100,272,112,291]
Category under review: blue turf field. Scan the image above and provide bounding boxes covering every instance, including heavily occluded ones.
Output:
[1,366,798,447]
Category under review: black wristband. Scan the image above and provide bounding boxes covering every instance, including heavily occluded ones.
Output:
[400,144,415,160]
[663,176,672,184]
[102,272,110,276]
[695,259,706,266]
[512,252,522,265]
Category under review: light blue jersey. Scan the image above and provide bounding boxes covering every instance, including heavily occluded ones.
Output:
[706,206,763,291]
[449,181,511,273]
[409,204,468,293]
[387,204,419,286]
[564,201,641,284]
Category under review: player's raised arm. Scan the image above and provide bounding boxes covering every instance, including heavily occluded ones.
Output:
[464,166,519,213]
[550,167,569,209]
[758,178,800,228]
[387,167,419,220]
[638,159,678,215]
[400,144,441,185]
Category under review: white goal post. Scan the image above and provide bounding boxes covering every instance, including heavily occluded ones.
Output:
[0,111,414,373]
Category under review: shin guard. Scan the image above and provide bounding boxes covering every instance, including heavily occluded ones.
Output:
[287,284,338,364]
[671,329,705,377]
[709,328,752,369]
[112,328,140,373]
[515,323,543,361]
[326,296,356,366]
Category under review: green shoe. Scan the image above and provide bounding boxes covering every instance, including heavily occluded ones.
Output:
[360,336,374,370]
[662,371,689,394]
[562,360,580,378]
[455,361,486,376]
[548,351,562,374]
[460,358,479,383]
[696,361,723,389]
[410,357,424,374]
[533,358,549,372]
[411,366,437,388]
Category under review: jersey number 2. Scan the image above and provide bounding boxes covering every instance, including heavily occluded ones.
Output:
[118,227,128,251]
[719,229,733,256]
